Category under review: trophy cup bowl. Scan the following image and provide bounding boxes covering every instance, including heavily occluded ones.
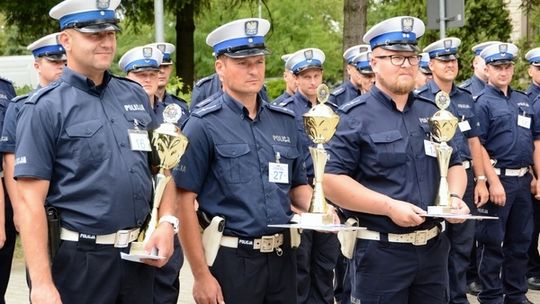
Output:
[427,91,459,215]
[300,84,340,226]
[130,104,189,256]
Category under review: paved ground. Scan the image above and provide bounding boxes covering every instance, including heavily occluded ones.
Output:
[5,256,540,303]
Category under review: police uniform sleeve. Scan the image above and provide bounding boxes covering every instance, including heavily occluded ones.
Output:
[466,101,482,138]
[173,116,212,193]
[475,98,490,145]
[291,126,309,187]
[0,101,21,153]
[14,102,56,180]
[532,97,540,140]
[324,113,362,176]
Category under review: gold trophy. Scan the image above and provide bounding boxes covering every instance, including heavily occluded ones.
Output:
[428,91,459,214]
[301,84,340,225]
[130,104,189,255]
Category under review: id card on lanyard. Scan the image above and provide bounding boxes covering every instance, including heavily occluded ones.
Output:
[128,119,152,151]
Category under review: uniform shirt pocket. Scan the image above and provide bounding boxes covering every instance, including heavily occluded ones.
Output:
[369,130,407,167]
[65,119,112,166]
[215,143,252,184]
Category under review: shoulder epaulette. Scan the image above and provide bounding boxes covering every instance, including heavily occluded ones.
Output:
[12,94,29,103]
[331,86,345,96]
[112,74,142,87]
[277,96,294,107]
[192,99,222,117]
[338,96,366,113]
[0,76,13,85]
[326,100,339,110]
[267,103,295,117]
[459,79,472,89]
[413,86,428,96]
[195,75,213,87]
[25,81,61,104]
[168,93,188,104]
[514,89,528,96]
[473,91,485,102]
[194,94,217,109]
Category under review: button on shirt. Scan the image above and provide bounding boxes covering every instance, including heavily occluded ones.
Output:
[174,93,308,237]
[416,80,481,161]
[15,68,157,234]
[329,80,361,107]
[325,86,462,234]
[477,85,539,168]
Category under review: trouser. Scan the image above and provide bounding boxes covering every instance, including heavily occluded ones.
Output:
[0,194,15,304]
[210,233,298,304]
[334,254,350,304]
[52,240,155,304]
[526,195,540,279]
[349,233,450,304]
[445,167,476,304]
[153,235,183,304]
[477,174,533,304]
[296,230,340,304]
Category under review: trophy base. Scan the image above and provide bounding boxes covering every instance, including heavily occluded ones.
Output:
[119,242,165,263]
[427,205,454,215]
[300,212,334,226]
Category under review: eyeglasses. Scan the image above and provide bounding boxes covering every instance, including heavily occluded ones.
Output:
[374,55,422,66]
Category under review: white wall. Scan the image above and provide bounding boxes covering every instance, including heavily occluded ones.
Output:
[0,55,38,89]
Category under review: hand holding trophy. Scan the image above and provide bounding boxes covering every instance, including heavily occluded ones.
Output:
[129,104,189,257]
[301,84,340,225]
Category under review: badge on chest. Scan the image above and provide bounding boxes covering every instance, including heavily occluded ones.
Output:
[269,152,289,184]
[128,119,152,151]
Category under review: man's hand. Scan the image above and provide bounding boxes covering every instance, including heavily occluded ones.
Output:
[30,282,62,304]
[487,179,506,207]
[142,223,175,267]
[386,199,426,227]
[447,196,471,224]
[474,181,489,206]
[193,272,225,304]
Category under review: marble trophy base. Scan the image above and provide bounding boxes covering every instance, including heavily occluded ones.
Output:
[300,212,334,226]
[427,205,454,215]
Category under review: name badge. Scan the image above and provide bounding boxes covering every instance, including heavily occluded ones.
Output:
[424,140,437,158]
[518,115,531,129]
[458,120,471,132]
[269,162,289,184]
[128,129,152,151]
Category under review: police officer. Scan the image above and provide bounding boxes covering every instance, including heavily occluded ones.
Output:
[329,44,372,107]
[119,44,185,304]
[146,42,189,126]
[416,37,489,304]
[475,42,537,304]
[14,1,177,303]
[460,41,500,98]
[277,48,340,304]
[0,75,15,304]
[323,16,469,304]
[174,18,312,304]
[272,53,296,105]
[525,47,540,291]
[0,33,66,289]
[415,52,432,89]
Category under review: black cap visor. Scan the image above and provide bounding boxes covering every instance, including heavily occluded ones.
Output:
[68,19,121,33]
[488,59,514,66]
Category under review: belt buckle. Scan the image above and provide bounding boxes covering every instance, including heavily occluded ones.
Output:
[413,230,428,246]
[260,235,275,253]
[114,230,131,248]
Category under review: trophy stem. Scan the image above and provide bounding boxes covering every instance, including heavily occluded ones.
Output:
[301,145,333,225]
[429,142,454,214]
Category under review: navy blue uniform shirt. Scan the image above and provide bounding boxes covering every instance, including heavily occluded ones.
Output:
[174,92,308,237]
[459,75,486,98]
[155,92,189,127]
[328,80,361,107]
[0,77,16,139]
[190,73,270,110]
[0,94,31,154]
[476,84,540,168]
[527,83,540,101]
[325,86,462,234]
[415,80,481,161]
[272,91,291,105]
[277,91,338,179]
[15,67,158,234]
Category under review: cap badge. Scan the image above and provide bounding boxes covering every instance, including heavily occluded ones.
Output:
[143,47,153,59]
[402,17,414,33]
[157,44,166,53]
[304,49,313,61]
[96,0,110,9]
[499,44,508,55]
[245,20,259,36]
[443,39,452,50]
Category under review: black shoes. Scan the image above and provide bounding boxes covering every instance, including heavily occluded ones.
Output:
[528,276,540,290]
[467,281,482,296]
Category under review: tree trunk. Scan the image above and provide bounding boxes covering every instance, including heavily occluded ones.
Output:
[175,1,195,94]
[342,0,368,80]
